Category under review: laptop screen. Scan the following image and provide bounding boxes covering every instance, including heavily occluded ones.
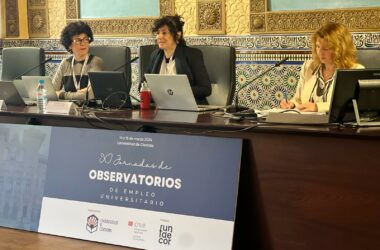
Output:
[329,69,380,123]
[89,71,131,108]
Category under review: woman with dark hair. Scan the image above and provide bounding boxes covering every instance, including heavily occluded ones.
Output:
[53,21,104,100]
[144,15,211,104]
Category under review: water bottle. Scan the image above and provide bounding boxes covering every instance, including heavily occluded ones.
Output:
[140,82,151,110]
[36,79,47,113]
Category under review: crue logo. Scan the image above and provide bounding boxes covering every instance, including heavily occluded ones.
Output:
[158,225,173,245]
[86,214,98,233]
[167,89,174,95]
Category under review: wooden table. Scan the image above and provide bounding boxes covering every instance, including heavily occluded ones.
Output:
[1,106,380,250]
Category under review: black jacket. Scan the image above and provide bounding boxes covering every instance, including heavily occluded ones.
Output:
[144,44,211,104]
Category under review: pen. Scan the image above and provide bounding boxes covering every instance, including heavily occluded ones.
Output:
[284,90,288,103]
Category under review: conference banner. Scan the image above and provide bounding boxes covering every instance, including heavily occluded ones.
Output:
[0,123,242,249]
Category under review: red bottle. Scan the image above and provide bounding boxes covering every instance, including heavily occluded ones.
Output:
[140,82,151,110]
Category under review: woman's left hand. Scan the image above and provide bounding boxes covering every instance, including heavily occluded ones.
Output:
[298,102,318,112]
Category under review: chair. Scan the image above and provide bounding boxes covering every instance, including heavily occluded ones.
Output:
[138,44,157,84]
[1,47,45,80]
[356,49,380,69]
[89,45,132,87]
[192,45,236,106]
[138,45,236,106]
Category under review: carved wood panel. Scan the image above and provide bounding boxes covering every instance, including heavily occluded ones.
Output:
[250,0,380,33]
[27,0,50,38]
[65,0,175,36]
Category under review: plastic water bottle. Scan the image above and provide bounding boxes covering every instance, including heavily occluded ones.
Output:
[140,82,151,110]
[36,79,47,113]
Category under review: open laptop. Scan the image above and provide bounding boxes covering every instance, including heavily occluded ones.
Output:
[21,76,58,101]
[0,81,36,106]
[88,71,132,108]
[144,74,222,112]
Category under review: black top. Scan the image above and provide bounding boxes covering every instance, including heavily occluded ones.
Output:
[144,44,212,104]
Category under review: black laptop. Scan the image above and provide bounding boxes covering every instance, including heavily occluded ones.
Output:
[88,71,131,108]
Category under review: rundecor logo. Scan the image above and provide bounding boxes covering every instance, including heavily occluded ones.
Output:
[158,225,173,245]
[86,214,99,233]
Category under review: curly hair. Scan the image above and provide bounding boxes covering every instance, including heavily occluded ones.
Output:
[60,21,94,53]
[152,15,186,46]
[310,22,358,70]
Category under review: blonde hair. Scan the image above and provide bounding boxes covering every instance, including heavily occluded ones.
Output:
[310,22,358,70]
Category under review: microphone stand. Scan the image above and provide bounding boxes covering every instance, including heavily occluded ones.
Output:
[226,57,289,114]
[113,57,139,71]
[13,58,52,80]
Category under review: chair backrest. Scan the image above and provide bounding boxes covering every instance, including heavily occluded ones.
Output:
[138,44,157,83]
[357,49,380,69]
[1,47,45,80]
[192,45,236,106]
[89,45,132,86]
[138,44,236,106]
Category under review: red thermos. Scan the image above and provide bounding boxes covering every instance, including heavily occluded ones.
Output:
[140,82,151,109]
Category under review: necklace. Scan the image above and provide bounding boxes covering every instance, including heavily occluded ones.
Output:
[71,55,89,90]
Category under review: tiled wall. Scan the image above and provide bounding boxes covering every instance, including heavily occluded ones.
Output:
[1,32,380,109]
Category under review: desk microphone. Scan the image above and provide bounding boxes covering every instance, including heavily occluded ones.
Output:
[225,57,289,114]
[112,56,139,71]
[13,57,53,80]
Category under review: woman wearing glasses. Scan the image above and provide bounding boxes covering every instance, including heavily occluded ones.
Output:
[53,21,104,100]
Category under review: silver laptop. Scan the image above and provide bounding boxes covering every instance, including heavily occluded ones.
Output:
[21,76,58,101]
[144,74,221,112]
[13,79,30,98]
[0,81,36,106]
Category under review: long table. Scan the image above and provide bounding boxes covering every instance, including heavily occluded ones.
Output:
[1,106,380,250]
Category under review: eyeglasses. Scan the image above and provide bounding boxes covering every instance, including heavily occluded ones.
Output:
[72,37,90,45]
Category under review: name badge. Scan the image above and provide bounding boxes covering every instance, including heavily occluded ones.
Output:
[46,101,76,114]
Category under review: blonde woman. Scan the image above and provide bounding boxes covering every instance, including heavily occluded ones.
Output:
[280,22,364,112]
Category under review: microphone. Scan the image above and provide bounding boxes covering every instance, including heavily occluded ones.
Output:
[112,56,139,71]
[225,57,289,114]
[13,57,52,80]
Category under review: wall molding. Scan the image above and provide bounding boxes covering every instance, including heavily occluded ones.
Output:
[196,0,226,35]
[65,0,175,36]
[250,0,380,33]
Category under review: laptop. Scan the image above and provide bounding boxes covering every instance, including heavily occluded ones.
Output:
[88,71,131,108]
[13,79,29,98]
[21,76,58,101]
[144,74,222,112]
[0,81,36,106]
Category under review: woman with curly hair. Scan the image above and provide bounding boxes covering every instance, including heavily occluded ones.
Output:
[143,15,211,104]
[280,22,364,112]
[53,21,104,100]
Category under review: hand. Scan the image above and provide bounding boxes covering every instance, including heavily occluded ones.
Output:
[280,99,295,109]
[298,102,318,112]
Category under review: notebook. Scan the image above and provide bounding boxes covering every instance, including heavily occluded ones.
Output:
[144,74,222,112]
[21,76,58,101]
[88,71,131,108]
[0,81,36,106]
